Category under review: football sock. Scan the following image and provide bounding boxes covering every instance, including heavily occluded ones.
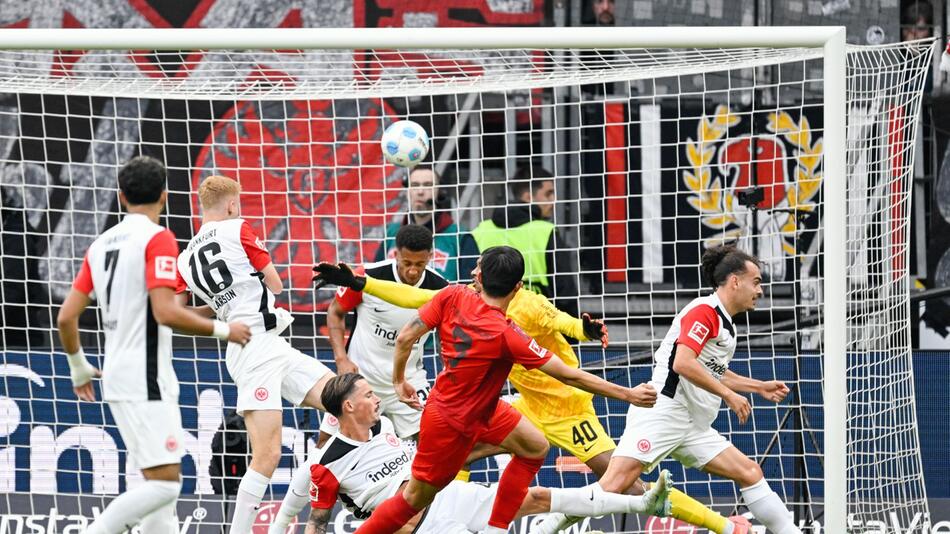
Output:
[528,513,578,534]
[229,468,270,534]
[670,488,731,533]
[353,492,420,534]
[269,464,312,534]
[741,479,802,534]
[139,500,178,534]
[549,482,650,516]
[85,479,180,534]
[487,455,544,529]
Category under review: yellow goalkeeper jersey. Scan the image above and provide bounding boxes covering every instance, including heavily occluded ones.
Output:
[362,277,595,422]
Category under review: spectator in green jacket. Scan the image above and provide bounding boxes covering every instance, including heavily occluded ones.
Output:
[375,166,478,282]
[472,166,578,315]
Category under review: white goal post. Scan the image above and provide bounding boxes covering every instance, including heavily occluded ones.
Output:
[0,26,933,533]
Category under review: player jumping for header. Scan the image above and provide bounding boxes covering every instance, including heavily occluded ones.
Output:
[313,246,659,534]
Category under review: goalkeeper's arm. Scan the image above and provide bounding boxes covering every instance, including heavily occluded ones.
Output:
[312,262,440,308]
[527,290,608,347]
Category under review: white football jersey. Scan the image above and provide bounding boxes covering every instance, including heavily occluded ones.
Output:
[335,260,448,389]
[177,218,276,334]
[308,416,411,516]
[651,293,738,428]
[72,213,180,402]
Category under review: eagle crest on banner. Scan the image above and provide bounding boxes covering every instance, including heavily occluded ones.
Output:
[682,104,822,278]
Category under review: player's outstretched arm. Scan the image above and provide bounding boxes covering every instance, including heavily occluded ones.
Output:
[522,290,608,347]
[312,262,438,309]
[327,298,359,375]
[258,262,283,295]
[56,288,101,401]
[671,345,751,423]
[392,315,432,410]
[149,286,252,346]
[722,370,790,403]
[537,356,657,407]
[304,507,331,534]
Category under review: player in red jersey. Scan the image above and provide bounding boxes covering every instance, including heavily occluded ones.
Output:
[56,156,251,534]
[315,246,658,534]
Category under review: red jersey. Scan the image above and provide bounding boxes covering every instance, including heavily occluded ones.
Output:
[417,284,552,434]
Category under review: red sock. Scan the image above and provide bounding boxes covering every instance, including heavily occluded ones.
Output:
[487,455,545,529]
[354,492,420,534]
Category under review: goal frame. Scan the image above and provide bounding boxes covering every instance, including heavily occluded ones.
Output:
[0,26,849,533]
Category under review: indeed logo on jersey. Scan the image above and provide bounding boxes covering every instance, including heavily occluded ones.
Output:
[701,358,728,378]
[374,323,397,342]
[366,450,411,483]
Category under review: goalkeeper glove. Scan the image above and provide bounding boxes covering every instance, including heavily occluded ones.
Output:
[582,313,609,347]
[66,348,100,387]
[312,262,366,291]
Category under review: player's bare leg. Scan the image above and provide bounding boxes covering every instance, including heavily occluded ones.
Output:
[703,446,802,534]
[85,463,182,534]
[229,409,282,533]
[299,372,336,411]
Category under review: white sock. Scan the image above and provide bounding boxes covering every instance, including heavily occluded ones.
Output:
[741,479,802,534]
[481,527,508,534]
[528,513,578,534]
[139,501,178,534]
[85,480,180,534]
[549,482,648,516]
[229,468,271,534]
[268,464,312,534]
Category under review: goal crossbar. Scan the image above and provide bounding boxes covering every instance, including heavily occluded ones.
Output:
[0,26,846,50]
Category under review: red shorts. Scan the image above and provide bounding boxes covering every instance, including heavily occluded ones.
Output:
[411,400,522,487]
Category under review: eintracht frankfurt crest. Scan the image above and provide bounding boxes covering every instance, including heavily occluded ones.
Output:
[683,105,822,280]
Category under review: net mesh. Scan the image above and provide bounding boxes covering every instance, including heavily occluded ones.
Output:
[0,38,934,533]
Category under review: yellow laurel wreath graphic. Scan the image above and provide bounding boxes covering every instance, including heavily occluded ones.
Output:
[766,110,823,255]
[682,106,823,255]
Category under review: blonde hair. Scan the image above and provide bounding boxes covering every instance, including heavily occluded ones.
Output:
[198,175,241,210]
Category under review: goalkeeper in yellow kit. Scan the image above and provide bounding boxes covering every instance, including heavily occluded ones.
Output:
[312,261,749,534]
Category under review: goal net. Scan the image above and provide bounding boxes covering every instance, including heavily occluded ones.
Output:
[0,29,934,533]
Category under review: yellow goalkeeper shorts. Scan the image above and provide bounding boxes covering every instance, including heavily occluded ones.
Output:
[512,397,615,463]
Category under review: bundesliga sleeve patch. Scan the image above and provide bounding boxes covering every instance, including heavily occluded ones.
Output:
[687,321,711,345]
[155,256,177,280]
[528,339,547,358]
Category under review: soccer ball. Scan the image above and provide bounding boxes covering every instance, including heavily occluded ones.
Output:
[381,120,430,168]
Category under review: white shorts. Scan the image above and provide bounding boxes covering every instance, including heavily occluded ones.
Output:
[109,400,185,470]
[416,481,497,534]
[374,373,430,438]
[226,332,333,415]
[615,395,731,473]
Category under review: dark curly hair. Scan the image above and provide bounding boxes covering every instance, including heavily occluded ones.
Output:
[701,244,759,289]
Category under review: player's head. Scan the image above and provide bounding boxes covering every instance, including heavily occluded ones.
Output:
[197,175,242,219]
[406,166,439,214]
[702,244,763,312]
[511,166,555,220]
[475,246,525,298]
[394,224,433,286]
[117,156,167,209]
[321,373,380,426]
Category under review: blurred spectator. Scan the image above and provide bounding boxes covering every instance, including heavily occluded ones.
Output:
[375,166,478,282]
[590,0,615,26]
[902,0,934,41]
[472,166,578,315]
